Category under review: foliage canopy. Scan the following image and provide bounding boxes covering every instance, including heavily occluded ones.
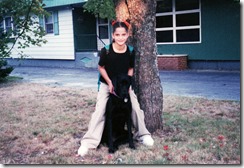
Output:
[83,0,116,20]
[0,0,48,79]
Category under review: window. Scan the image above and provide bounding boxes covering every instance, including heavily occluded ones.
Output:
[0,19,4,36]
[45,13,54,34]
[0,16,14,35]
[39,11,59,35]
[97,18,109,39]
[156,0,201,44]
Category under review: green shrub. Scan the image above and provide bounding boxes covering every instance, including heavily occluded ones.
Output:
[0,59,13,79]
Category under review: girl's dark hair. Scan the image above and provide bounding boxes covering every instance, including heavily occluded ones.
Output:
[112,20,130,33]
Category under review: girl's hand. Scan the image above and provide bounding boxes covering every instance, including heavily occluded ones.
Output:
[108,82,114,93]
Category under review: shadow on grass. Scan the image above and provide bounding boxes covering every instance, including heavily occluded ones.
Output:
[0,76,23,83]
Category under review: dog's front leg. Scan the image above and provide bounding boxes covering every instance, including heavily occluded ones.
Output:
[127,111,135,150]
[107,118,115,153]
[107,104,115,154]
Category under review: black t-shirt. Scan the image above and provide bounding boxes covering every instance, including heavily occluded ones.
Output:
[98,44,135,84]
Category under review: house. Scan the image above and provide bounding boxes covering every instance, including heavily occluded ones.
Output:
[156,0,240,70]
[7,0,240,70]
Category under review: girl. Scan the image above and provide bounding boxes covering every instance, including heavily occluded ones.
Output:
[78,21,154,157]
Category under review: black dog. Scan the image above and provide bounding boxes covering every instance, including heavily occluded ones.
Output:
[100,74,136,153]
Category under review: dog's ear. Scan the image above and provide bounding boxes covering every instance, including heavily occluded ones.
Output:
[128,76,132,84]
[112,76,117,92]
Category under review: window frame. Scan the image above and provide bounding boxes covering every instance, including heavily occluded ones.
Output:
[156,0,202,45]
[97,18,109,39]
[0,16,14,35]
[44,12,54,34]
[39,11,59,35]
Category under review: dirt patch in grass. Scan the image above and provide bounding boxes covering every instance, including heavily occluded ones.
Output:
[0,81,240,164]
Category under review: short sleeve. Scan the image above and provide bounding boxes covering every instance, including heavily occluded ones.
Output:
[98,47,107,67]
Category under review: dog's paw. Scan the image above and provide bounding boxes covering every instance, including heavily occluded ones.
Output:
[129,144,136,150]
[108,148,115,154]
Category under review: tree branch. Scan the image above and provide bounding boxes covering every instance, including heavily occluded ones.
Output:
[4,0,35,57]
[125,0,131,16]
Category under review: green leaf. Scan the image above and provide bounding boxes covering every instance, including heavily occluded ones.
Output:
[83,0,116,20]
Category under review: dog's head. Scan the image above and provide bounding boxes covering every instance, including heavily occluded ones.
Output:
[112,74,132,102]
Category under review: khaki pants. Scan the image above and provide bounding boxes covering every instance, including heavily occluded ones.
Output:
[80,83,151,149]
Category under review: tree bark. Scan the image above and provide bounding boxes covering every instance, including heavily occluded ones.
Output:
[115,0,163,133]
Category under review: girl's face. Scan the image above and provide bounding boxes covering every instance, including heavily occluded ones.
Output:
[112,27,129,46]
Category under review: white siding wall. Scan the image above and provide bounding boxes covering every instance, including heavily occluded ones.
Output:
[11,9,75,60]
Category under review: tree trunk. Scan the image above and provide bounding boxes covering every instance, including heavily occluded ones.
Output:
[115,0,163,133]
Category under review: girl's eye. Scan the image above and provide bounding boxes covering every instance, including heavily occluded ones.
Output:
[114,33,127,37]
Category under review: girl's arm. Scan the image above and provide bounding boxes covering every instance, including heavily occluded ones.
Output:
[128,68,134,76]
[128,68,134,91]
[98,65,113,93]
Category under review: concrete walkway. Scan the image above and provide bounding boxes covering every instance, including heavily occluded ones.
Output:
[10,66,240,101]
